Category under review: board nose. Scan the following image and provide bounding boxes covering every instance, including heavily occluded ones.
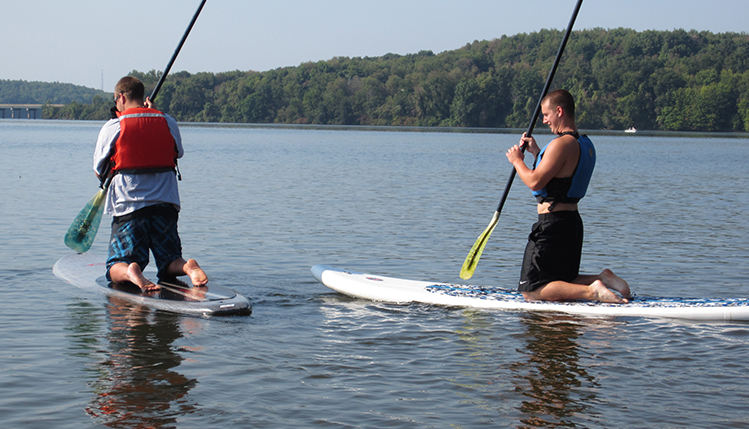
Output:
[310,265,331,282]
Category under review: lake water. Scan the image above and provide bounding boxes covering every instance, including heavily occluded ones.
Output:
[1,120,748,428]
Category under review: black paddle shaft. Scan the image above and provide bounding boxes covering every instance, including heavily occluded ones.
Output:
[150,0,207,101]
[494,0,583,214]
[100,0,207,189]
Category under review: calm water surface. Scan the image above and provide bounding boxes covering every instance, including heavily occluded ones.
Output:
[1,120,748,428]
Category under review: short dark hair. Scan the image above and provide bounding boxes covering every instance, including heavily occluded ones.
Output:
[543,89,575,118]
[114,76,145,102]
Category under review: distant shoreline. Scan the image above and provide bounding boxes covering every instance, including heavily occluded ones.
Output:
[6,118,748,139]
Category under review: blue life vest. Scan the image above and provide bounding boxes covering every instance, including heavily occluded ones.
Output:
[532,132,596,204]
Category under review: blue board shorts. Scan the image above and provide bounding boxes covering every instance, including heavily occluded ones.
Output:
[519,211,583,292]
[106,203,182,281]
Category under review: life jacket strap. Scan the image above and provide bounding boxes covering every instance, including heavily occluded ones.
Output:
[114,166,176,175]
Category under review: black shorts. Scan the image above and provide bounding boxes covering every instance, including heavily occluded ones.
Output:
[518,211,583,292]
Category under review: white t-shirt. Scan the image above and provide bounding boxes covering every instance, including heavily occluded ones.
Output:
[92,113,184,217]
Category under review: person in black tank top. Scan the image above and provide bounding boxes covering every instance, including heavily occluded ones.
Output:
[505,89,631,304]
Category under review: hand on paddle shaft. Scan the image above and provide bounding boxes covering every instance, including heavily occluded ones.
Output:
[459,0,584,280]
[63,0,207,253]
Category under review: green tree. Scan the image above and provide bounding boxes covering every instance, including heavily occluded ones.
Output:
[40,28,749,131]
[449,78,480,127]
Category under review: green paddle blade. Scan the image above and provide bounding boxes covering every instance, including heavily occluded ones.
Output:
[64,189,106,253]
[460,211,500,280]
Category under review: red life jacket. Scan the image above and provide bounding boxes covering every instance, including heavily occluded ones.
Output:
[110,107,177,174]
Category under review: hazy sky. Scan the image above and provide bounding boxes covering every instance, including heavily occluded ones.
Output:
[2,0,747,90]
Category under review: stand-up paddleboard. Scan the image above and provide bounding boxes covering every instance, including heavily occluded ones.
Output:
[311,265,749,322]
[54,253,251,316]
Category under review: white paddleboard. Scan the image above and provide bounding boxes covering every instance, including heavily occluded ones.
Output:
[54,252,251,316]
[311,265,749,322]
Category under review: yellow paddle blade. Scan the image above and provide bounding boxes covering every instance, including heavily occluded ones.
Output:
[64,189,106,253]
[460,211,500,280]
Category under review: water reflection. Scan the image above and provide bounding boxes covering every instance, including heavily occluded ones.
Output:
[511,312,604,428]
[66,297,200,428]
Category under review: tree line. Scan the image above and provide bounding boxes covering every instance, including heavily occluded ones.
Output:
[43,28,749,132]
[0,79,108,105]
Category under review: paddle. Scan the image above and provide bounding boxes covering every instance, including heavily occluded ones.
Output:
[459,0,584,280]
[64,0,207,253]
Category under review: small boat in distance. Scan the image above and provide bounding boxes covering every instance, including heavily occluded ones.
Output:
[625,127,637,133]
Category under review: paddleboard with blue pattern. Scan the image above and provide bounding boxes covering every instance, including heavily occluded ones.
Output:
[311,264,749,321]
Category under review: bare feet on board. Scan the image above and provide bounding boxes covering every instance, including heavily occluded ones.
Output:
[599,269,631,301]
[125,262,160,291]
[185,258,208,286]
[589,280,628,304]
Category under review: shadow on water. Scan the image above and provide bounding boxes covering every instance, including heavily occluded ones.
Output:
[316,297,625,428]
[65,297,200,428]
[509,312,603,428]
[455,310,624,428]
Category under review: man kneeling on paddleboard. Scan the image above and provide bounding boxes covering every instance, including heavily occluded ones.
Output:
[506,89,630,304]
[93,76,208,291]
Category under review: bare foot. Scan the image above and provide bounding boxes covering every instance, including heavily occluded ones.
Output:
[600,269,631,299]
[185,259,208,286]
[126,263,160,291]
[589,280,627,303]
